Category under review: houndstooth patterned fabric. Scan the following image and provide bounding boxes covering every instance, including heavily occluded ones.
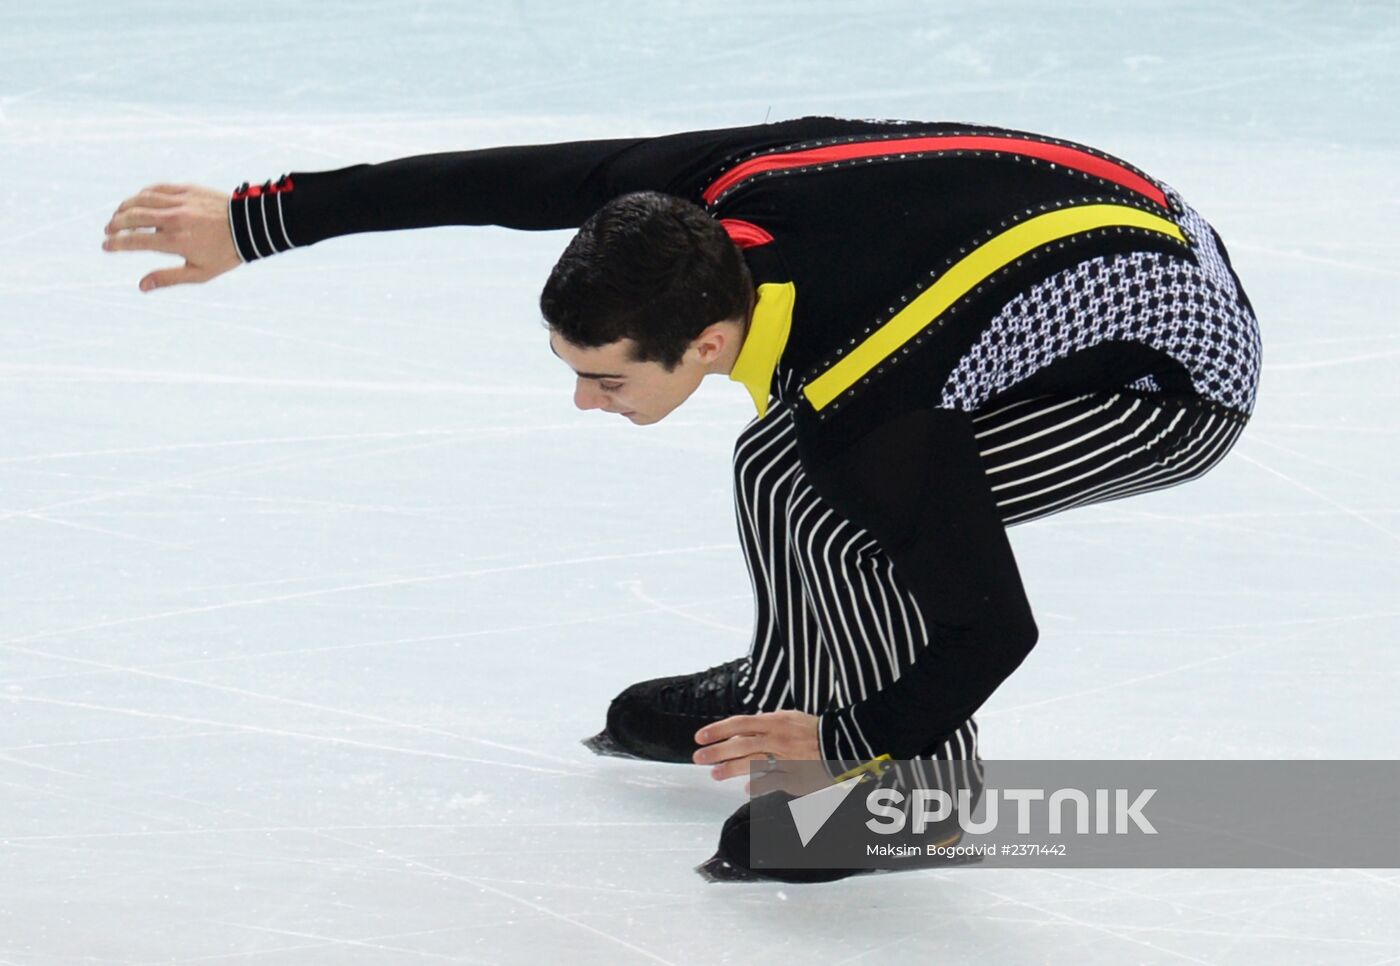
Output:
[938,217,1262,415]
[1168,189,1244,300]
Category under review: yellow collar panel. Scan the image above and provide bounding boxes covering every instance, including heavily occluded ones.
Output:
[729,281,796,418]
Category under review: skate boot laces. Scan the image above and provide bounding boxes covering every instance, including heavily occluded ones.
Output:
[656,658,751,716]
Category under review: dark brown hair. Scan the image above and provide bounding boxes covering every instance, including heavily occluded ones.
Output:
[540,192,752,370]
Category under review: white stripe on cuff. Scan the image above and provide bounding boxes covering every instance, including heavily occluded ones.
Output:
[259,193,277,255]
[275,187,295,249]
[227,199,247,263]
[242,201,262,260]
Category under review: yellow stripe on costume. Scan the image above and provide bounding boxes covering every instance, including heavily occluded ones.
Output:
[832,753,892,784]
[801,204,1186,413]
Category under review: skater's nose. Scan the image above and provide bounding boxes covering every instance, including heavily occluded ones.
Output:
[574,378,606,411]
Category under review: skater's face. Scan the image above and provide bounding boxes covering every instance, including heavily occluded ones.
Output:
[549,325,738,425]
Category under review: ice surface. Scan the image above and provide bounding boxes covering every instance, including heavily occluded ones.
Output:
[2,1,1398,963]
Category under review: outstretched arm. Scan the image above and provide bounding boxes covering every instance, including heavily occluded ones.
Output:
[102,135,691,292]
[101,117,914,291]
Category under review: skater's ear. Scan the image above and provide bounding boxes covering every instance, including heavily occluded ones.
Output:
[687,318,745,371]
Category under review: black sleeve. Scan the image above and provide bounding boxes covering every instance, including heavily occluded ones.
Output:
[798,407,1039,768]
[226,116,917,262]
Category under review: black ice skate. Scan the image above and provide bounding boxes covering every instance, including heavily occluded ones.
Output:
[582,657,755,763]
[694,792,870,884]
[695,791,984,884]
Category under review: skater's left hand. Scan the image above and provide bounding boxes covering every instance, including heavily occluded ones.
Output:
[103,184,242,291]
[693,710,820,786]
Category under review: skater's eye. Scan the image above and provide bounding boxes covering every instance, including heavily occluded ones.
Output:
[599,381,623,392]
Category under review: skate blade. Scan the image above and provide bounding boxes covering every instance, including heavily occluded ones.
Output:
[694,853,979,884]
[694,854,767,883]
[580,729,646,760]
[694,854,879,884]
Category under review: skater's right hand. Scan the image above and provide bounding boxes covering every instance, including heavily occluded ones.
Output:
[103,184,241,292]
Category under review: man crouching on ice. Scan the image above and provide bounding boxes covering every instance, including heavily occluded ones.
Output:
[105,116,1261,881]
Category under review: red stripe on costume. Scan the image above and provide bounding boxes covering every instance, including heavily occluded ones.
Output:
[702,135,1168,208]
[720,218,774,249]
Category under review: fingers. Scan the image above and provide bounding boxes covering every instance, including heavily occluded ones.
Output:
[140,264,212,292]
[102,229,185,255]
[113,185,188,216]
[694,734,765,766]
[695,714,766,747]
[708,752,771,782]
[695,710,814,746]
[106,206,179,234]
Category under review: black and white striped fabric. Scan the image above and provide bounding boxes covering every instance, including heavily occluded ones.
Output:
[731,389,1247,786]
